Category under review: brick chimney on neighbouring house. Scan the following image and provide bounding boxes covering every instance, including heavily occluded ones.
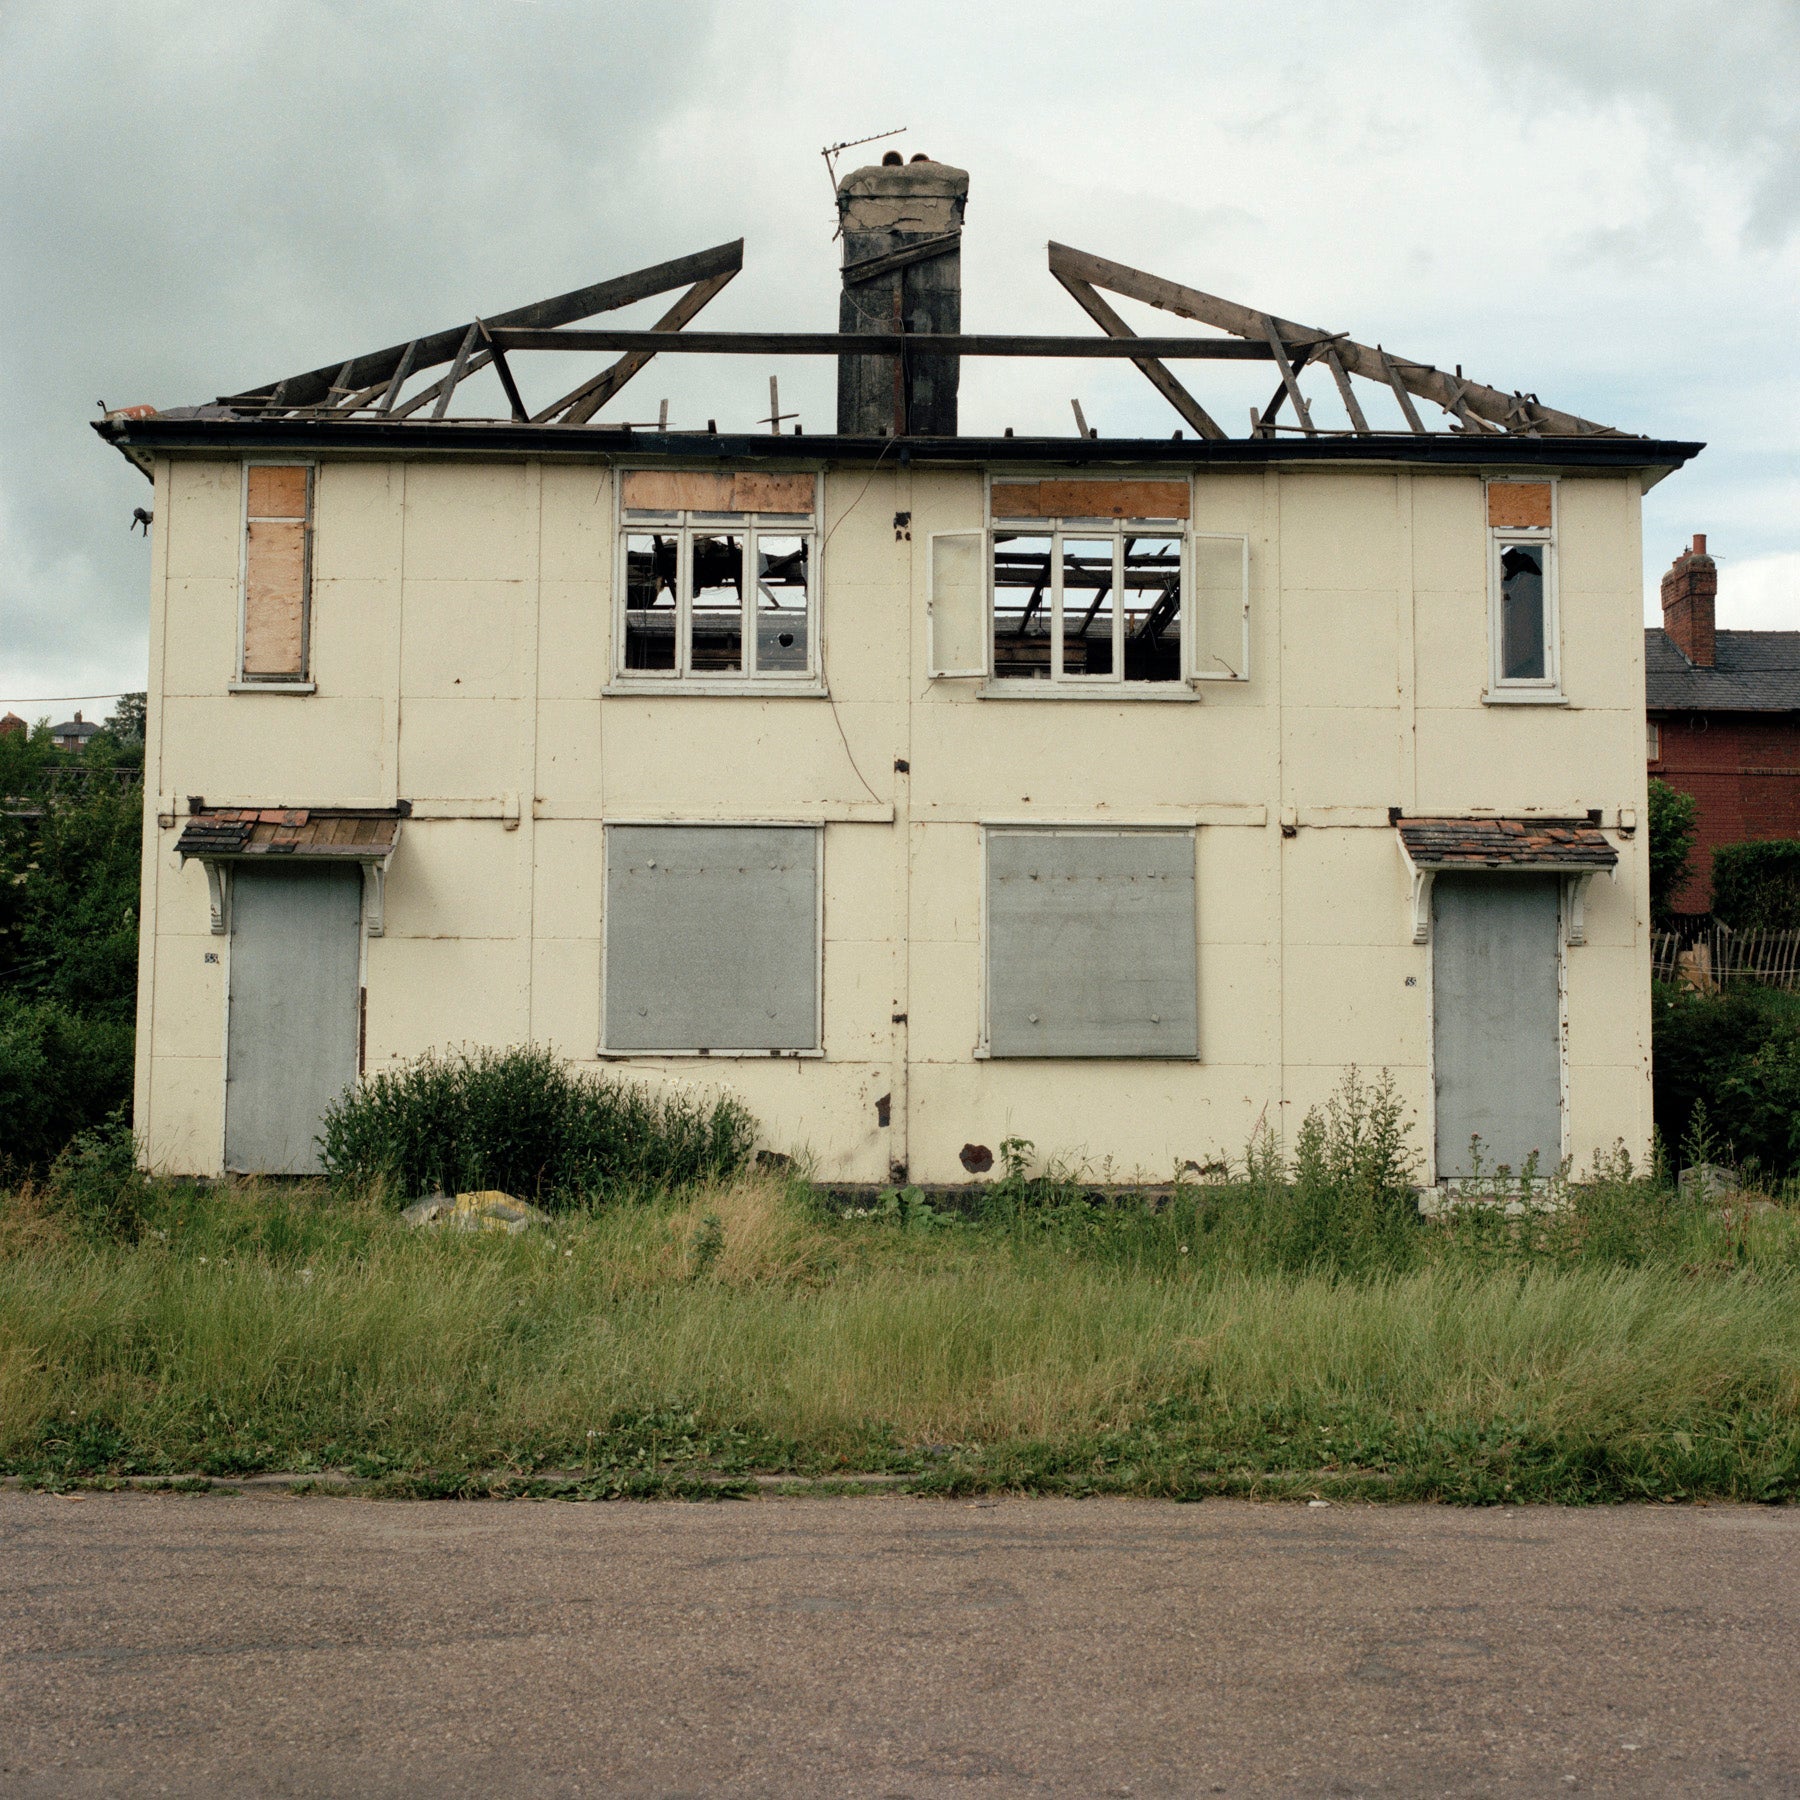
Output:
[1661,533,1717,667]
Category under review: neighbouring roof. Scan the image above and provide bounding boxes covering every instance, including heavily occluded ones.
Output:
[51,717,101,741]
[1645,627,1800,714]
[1397,816,1618,872]
[176,806,404,862]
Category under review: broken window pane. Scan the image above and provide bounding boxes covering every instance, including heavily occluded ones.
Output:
[992,533,1053,680]
[623,532,677,671]
[1499,543,1546,681]
[1060,537,1115,677]
[755,533,809,673]
[1122,534,1183,683]
[689,533,745,674]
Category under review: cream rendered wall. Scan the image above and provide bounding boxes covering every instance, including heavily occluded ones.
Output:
[137,453,1652,1184]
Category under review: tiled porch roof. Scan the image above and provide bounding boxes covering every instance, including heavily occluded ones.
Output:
[176,806,404,862]
[1397,816,1618,872]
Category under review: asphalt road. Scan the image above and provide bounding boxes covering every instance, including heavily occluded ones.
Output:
[1,1493,1795,1797]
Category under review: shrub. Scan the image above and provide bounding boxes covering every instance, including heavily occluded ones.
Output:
[319,1043,757,1205]
[1712,839,1800,932]
[1652,979,1800,1178]
[43,1105,153,1240]
[1647,777,1698,926]
[0,994,134,1176]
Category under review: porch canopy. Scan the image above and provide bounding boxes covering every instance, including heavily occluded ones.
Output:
[176,804,405,935]
[1395,815,1617,945]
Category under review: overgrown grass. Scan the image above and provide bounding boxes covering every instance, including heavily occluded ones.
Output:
[4,1137,1799,1501]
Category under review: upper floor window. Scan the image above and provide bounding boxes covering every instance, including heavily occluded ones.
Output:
[616,470,818,687]
[926,476,1248,690]
[239,462,313,688]
[1486,480,1559,701]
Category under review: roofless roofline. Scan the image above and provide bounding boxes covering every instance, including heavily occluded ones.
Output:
[92,415,1703,477]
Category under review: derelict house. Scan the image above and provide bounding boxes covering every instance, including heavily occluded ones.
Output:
[97,155,1699,1186]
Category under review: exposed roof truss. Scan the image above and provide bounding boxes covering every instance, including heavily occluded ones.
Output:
[217,240,745,424]
[1047,242,1624,439]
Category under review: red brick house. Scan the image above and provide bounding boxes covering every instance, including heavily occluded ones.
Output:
[1647,535,1800,914]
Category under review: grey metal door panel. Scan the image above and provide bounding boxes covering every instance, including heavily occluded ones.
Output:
[987,830,1198,1058]
[225,865,362,1175]
[1432,875,1561,1180]
[605,826,819,1052]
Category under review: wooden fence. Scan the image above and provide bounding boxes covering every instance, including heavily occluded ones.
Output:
[1652,924,1800,991]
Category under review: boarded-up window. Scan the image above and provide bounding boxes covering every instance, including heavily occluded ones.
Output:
[1191,534,1249,680]
[242,463,312,682]
[604,825,820,1052]
[1486,482,1552,530]
[986,829,1198,1058]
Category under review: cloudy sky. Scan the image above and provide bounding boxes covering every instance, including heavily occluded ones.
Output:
[2,0,1795,723]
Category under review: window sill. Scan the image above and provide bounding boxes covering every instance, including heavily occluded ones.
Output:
[602,679,827,699]
[1482,690,1568,707]
[978,680,1202,702]
[229,680,316,695]
[597,1047,823,1060]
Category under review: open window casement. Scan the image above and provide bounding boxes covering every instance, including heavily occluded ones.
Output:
[1189,533,1249,680]
[927,530,988,678]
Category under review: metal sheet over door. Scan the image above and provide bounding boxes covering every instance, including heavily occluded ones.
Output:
[225,865,361,1174]
[1432,875,1562,1180]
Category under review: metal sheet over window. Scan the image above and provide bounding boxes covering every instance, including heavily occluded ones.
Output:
[986,829,1198,1058]
[605,825,819,1052]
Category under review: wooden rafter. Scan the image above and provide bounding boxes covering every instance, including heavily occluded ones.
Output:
[1050,267,1225,440]
[217,240,746,416]
[1045,241,1625,438]
[536,267,740,425]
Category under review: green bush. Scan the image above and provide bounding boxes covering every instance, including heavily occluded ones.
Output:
[0,994,134,1176]
[1712,839,1800,932]
[1652,979,1800,1178]
[319,1043,758,1205]
[1647,777,1698,926]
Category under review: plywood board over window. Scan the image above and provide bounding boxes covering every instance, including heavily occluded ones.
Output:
[621,470,816,514]
[991,479,1190,521]
[241,463,312,683]
[1486,482,1553,530]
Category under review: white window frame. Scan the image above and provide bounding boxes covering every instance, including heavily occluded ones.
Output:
[983,515,1193,695]
[926,529,989,679]
[1189,531,1251,682]
[609,478,823,695]
[597,819,825,1058]
[234,458,317,693]
[1485,479,1561,704]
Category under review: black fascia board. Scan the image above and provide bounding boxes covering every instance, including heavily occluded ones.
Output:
[93,417,1704,472]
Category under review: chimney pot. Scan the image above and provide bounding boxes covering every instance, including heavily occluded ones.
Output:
[882,150,903,166]
[1693,533,1706,554]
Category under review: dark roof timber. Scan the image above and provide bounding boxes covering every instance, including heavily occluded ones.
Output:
[94,237,1695,467]
[93,415,1702,475]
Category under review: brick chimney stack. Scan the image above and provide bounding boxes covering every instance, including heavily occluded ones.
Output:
[1661,533,1717,668]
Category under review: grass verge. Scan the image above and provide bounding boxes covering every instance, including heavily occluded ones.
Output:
[4,1169,1799,1502]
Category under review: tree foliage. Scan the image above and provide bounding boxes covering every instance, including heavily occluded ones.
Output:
[1646,777,1697,926]
[0,721,143,1171]
[1711,839,1800,933]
